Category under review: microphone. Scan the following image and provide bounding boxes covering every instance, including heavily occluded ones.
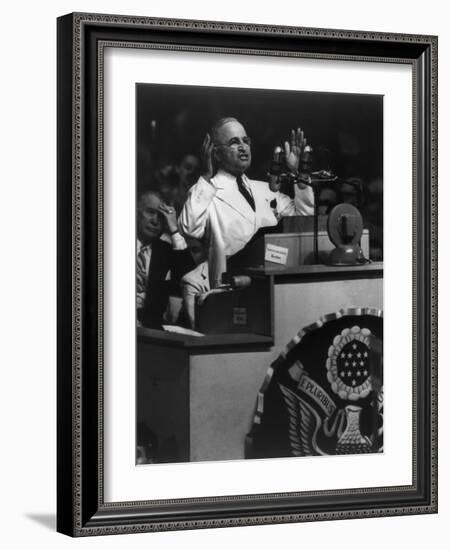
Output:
[268,146,294,197]
[269,146,286,177]
[221,273,252,289]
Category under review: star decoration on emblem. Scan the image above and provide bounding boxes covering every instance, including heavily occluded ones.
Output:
[326,326,374,401]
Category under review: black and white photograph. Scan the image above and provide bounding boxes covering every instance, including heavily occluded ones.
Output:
[0,0,443,545]
[51,6,437,540]
[135,83,384,465]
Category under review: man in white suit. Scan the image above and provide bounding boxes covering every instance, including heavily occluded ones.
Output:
[178,117,314,287]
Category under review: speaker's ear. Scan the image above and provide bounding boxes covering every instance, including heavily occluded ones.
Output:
[211,147,219,171]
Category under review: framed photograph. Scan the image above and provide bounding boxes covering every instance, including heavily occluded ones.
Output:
[57,12,437,536]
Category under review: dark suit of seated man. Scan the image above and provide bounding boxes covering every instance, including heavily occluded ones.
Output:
[137,189,194,329]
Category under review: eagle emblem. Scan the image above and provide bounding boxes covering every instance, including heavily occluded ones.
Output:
[247,310,383,459]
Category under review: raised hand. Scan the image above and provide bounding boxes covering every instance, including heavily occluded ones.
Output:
[284,127,307,175]
[201,133,215,183]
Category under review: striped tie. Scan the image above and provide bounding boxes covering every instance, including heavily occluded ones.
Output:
[136,246,149,309]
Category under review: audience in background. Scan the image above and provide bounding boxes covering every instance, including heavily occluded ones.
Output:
[152,154,200,215]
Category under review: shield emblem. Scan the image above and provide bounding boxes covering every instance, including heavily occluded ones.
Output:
[246,308,383,459]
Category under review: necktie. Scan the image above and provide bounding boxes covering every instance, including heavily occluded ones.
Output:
[136,245,149,308]
[236,174,255,212]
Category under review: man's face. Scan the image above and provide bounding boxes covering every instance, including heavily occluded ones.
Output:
[137,192,162,245]
[186,237,207,266]
[213,121,251,175]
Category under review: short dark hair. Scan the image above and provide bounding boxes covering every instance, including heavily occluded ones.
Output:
[137,188,161,208]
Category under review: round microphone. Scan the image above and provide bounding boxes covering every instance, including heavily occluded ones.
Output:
[268,146,285,176]
[230,275,252,289]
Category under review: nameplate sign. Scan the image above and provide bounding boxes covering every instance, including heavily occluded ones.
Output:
[265,243,289,265]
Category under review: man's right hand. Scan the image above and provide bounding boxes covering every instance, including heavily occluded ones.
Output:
[201,133,215,183]
[285,128,310,189]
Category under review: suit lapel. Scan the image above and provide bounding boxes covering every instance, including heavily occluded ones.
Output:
[213,170,255,223]
[247,177,279,226]
[146,240,169,292]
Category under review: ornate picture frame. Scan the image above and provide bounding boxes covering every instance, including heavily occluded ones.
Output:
[57,12,437,536]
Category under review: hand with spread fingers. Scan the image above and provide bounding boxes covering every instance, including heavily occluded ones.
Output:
[284,127,310,188]
[158,202,178,234]
[201,133,215,183]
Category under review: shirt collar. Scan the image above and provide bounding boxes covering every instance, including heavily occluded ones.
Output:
[216,168,248,186]
[137,239,153,253]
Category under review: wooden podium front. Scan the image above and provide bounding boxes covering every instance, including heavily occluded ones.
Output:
[137,263,383,464]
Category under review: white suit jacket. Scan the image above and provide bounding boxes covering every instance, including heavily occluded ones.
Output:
[180,262,210,329]
[178,169,314,286]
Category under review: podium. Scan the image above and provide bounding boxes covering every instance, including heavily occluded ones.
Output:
[137,262,383,463]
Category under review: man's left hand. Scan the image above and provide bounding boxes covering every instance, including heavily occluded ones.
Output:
[158,203,178,234]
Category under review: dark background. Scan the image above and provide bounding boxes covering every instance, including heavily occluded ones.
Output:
[136,83,383,258]
[136,83,382,185]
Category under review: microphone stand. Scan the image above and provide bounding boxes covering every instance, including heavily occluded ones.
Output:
[302,175,337,264]
[312,183,320,264]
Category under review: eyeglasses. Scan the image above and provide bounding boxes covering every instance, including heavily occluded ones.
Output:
[215,136,252,150]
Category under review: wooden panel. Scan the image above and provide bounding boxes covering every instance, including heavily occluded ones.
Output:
[280,215,328,233]
[237,261,383,278]
[273,278,383,351]
[137,342,190,463]
[190,276,383,462]
[189,349,276,462]
[137,327,273,349]
[228,229,370,270]
[196,277,272,336]
[264,231,369,266]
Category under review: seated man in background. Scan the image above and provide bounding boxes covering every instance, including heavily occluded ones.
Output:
[137,189,194,329]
